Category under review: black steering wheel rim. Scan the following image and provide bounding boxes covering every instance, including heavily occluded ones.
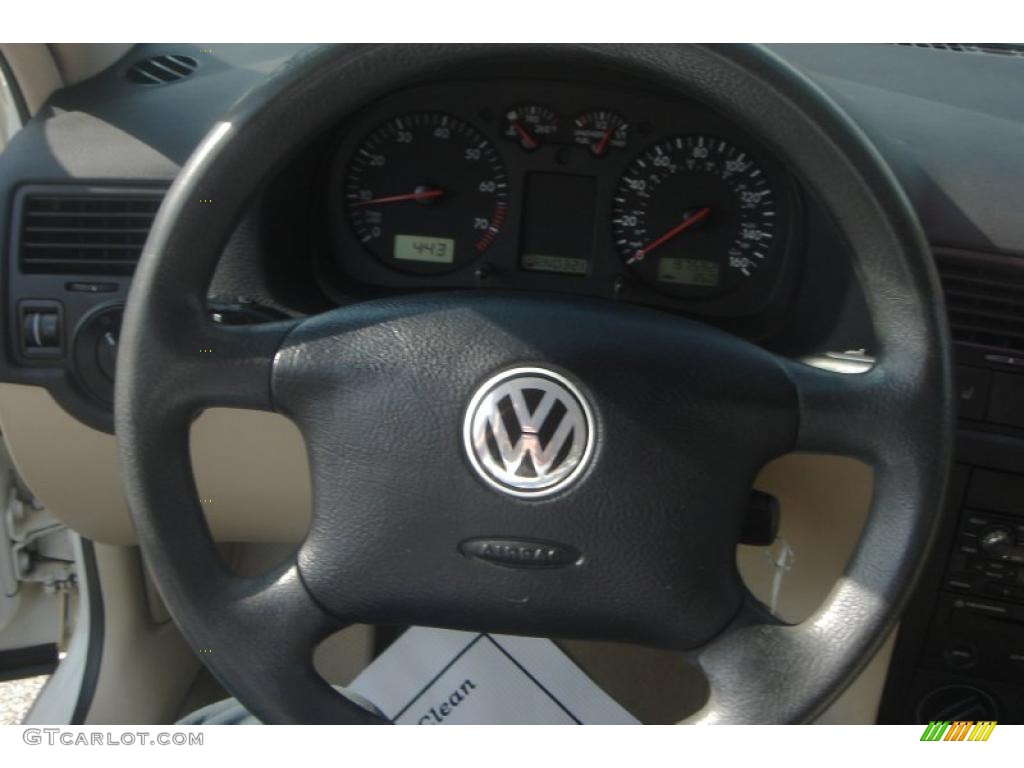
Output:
[115,43,953,724]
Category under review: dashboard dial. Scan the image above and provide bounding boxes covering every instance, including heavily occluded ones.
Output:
[573,110,629,156]
[503,104,558,150]
[612,135,778,298]
[345,112,509,274]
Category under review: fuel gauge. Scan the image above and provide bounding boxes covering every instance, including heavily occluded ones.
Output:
[573,110,629,157]
[503,104,558,150]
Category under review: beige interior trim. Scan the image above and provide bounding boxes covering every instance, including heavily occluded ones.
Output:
[47,44,132,87]
[85,544,196,724]
[0,384,312,545]
[740,454,874,624]
[0,44,131,118]
[190,408,312,542]
[0,44,63,115]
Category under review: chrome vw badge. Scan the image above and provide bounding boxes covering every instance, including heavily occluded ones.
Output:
[463,367,594,498]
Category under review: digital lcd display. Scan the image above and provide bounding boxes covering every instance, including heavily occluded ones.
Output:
[521,254,590,276]
[394,234,455,264]
[657,258,720,287]
[519,173,596,276]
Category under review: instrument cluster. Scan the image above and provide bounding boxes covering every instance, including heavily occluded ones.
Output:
[327,80,801,318]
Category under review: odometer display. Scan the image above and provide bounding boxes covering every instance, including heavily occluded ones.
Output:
[657,257,720,287]
[612,135,779,298]
[394,234,455,264]
[345,112,508,274]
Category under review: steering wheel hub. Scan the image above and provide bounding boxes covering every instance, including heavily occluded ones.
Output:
[274,293,794,649]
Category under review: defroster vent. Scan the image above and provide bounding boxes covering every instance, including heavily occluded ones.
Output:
[126,55,199,85]
[17,189,164,276]
[936,249,1024,354]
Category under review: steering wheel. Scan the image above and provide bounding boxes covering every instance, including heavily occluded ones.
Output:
[115,44,953,724]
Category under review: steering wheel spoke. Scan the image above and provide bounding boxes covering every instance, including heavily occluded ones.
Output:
[119,314,298,418]
[151,540,385,723]
[185,320,299,410]
[689,578,889,724]
[781,358,902,459]
[195,561,386,724]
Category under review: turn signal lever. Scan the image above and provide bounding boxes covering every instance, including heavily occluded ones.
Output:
[740,490,780,546]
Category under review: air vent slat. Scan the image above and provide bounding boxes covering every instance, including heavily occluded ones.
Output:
[23,258,143,268]
[146,59,186,79]
[24,242,144,251]
[26,227,152,235]
[18,190,164,276]
[947,315,1024,340]
[942,276,1024,296]
[126,54,198,86]
[131,68,165,85]
[26,210,158,219]
[936,251,1024,354]
[946,304,1024,328]
[942,283,1024,302]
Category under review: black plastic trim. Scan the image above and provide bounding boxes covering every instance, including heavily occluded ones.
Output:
[3,182,166,433]
[0,51,31,126]
[70,538,104,725]
[0,643,58,682]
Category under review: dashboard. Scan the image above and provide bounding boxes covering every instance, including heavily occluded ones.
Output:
[1,43,1024,723]
[325,81,799,318]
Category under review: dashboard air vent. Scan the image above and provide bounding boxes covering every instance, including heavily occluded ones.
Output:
[125,54,199,85]
[18,190,164,276]
[935,250,1024,353]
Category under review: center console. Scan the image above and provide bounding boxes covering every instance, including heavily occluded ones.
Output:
[879,247,1024,723]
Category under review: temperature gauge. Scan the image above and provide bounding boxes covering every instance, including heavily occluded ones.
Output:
[573,110,629,156]
[503,104,559,150]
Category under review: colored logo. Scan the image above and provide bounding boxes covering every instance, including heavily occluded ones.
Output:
[920,720,997,741]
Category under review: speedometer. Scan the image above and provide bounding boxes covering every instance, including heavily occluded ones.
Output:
[612,135,779,298]
[345,112,509,274]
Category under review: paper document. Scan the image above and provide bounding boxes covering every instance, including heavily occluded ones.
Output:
[348,626,639,724]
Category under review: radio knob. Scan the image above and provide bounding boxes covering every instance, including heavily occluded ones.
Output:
[980,527,1013,558]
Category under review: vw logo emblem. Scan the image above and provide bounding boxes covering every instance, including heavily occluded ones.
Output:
[463,367,594,498]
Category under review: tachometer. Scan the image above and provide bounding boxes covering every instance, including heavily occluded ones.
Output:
[345,112,509,274]
[612,135,779,298]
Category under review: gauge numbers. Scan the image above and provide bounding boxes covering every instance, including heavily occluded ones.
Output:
[345,112,509,273]
[612,135,778,297]
[573,110,629,156]
[503,104,559,150]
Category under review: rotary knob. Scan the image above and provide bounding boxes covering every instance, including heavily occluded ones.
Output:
[980,527,1013,558]
[72,304,123,405]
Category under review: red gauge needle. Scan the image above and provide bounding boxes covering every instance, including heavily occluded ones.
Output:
[593,125,617,156]
[511,120,538,149]
[627,207,713,264]
[351,188,445,207]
